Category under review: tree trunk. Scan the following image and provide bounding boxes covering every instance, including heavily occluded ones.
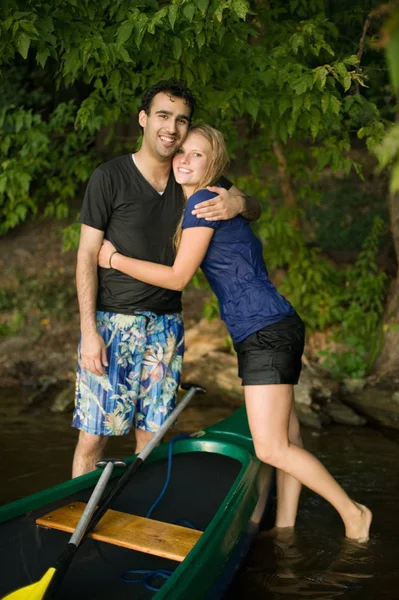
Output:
[272,141,299,227]
[376,191,399,379]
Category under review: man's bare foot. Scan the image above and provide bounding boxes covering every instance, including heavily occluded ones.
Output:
[345,502,372,543]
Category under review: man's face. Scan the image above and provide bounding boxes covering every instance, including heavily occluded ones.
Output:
[139,92,191,160]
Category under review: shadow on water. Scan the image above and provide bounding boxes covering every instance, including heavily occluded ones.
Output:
[1,387,399,598]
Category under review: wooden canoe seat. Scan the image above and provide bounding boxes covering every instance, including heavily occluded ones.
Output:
[36,501,202,562]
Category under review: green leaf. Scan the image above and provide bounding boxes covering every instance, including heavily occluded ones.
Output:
[279,120,287,143]
[215,4,225,22]
[168,4,179,30]
[36,48,50,68]
[292,95,303,117]
[291,33,304,54]
[108,70,122,99]
[231,0,249,20]
[19,20,39,37]
[17,32,31,59]
[245,96,259,120]
[329,95,341,115]
[310,107,321,139]
[63,49,80,77]
[313,66,327,89]
[343,54,359,67]
[195,0,209,15]
[134,16,148,46]
[334,62,351,92]
[183,4,195,22]
[278,96,291,116]
[118,46,133,63]
[197,31,205,49]
[173,37,182,60]
[293,74,313,95]
[117,21,134,47]
[321,94,330,113]
[198,62,210,84]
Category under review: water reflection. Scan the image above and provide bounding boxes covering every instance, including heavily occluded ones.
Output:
[1,386,399,599]
[225,426,399,599]
[268,533,373,598]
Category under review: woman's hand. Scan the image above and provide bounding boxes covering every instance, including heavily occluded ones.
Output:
[98,240,117,269]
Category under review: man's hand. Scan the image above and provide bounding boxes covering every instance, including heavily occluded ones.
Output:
[191,186,245,221]
[81,332,108,376]
[98,240,117,269]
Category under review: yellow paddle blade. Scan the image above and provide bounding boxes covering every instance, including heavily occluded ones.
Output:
[2,568,56,600]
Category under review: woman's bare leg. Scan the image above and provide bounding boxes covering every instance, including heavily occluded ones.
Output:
[275,395,303,528]
[245,384,372,541]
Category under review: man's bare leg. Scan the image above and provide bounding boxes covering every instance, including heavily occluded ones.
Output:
[72,430,108,478]
[134,428,155,454]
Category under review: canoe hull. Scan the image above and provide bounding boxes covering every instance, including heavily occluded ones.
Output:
[0,407,273,599]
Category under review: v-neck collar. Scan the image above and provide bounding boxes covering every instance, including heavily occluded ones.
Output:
[129,153,173,196]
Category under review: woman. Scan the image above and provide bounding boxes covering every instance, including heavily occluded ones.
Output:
[98,124,372,541]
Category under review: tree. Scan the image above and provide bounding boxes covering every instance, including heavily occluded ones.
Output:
[0,0,385,230]
[0,0,394,377]
[374,4,399,379]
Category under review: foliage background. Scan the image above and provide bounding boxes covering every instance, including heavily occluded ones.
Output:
[0,0,397,379]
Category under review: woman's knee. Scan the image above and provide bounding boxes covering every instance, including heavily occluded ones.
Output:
[289,427,303,448]
[254,442,289,468]
[288,410,302,447]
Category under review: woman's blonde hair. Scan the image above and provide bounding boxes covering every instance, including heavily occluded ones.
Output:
[173,123,230,249]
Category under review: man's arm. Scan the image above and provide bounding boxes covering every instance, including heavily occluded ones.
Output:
[190,184,261,222]
[76,224,107,376]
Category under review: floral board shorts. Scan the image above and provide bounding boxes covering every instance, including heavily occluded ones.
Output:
[72,311,184,436]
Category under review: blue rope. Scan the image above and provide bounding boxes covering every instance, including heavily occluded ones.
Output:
[120,569,173,591]
[146,433,190,519]
[173,517,197,529]
[120,433,193,592]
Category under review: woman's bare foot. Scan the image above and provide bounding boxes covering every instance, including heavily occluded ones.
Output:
[345,502,372,543]
[256,525,295,540]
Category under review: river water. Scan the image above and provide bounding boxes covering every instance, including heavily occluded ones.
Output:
[1,386,398,599]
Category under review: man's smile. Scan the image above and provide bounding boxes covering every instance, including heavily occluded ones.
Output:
[159,135,177,145]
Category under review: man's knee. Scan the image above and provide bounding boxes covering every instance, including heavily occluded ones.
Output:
[76,430,108,454]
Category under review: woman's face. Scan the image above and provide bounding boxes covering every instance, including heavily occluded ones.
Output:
[173,132,211,189]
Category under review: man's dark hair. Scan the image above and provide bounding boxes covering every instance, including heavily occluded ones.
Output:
[139,79,196,120]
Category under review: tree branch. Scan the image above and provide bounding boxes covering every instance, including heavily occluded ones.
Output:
[356,15,373,94]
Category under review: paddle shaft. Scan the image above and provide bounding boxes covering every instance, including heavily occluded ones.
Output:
[86,384,200,533]
[43,384,203,599]
[39,461,118,600]
[69,461,114,546]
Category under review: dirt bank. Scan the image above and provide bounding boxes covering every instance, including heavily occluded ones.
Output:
[1,218,398,432]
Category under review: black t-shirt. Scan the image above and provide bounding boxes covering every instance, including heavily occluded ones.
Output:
[79,153,232,315]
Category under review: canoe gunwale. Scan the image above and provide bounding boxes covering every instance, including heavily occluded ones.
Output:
[0,406,274,600]
[0,435,254,524]
[155,453,270,599]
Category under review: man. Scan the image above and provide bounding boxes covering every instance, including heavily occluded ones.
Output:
[72,79,260,477]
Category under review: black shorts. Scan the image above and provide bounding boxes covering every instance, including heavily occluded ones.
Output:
[233,313,305,386]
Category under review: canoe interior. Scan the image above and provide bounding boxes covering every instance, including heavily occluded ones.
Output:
[0,452,242,599]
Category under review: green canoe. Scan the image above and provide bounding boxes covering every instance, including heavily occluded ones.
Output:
[0,407,273,600]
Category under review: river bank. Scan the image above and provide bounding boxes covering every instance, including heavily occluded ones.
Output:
[1,218,399,433]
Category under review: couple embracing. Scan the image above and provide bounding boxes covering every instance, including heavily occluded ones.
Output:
[72,79,371,543]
